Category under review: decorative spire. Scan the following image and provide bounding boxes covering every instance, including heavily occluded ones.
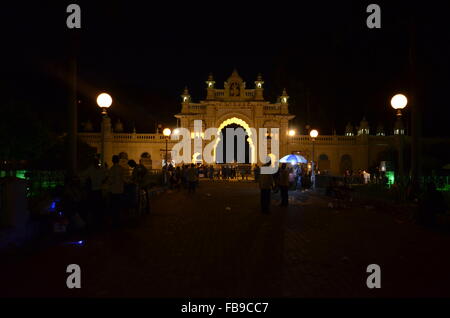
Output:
[358,117,370,135]
[254,73,265,100]
[227,68,243,82]
[255,73,264,89]
[280,88,289,104]
[257,73,262,81]
[206,74,216,100]
[206,73,215,89]
[181,86,191,103]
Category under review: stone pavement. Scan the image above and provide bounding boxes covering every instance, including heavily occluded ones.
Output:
[2,181,450,298]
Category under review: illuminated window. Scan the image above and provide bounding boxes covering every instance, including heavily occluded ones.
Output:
[358,129,369,135]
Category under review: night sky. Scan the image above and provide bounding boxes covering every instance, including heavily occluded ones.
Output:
[3,1,450,136]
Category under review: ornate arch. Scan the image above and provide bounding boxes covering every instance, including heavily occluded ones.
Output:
[215,112,254,129]
[212,116,256,164]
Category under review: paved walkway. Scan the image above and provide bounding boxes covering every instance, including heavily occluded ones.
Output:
[2,181,450,297]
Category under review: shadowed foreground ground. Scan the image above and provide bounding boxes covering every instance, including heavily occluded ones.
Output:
[1,181,450,298]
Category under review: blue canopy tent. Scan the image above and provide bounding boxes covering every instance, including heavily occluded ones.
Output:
[279,154,308,165]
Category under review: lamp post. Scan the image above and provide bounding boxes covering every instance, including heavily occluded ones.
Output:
[97,93,112,167]
[163,128,171,183]
[288,129,296,156]
[309,129,319,189]
[391,94,408,183]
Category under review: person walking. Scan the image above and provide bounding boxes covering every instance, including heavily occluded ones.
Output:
[278,163,290,207]
[259,160,274,214]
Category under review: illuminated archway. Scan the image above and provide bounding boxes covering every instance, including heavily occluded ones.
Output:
[213,117,256,164]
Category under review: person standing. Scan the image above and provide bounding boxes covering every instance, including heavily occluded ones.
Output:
[83,158,108,229]
[108,155,127,227]
[278,163,290,207]
[259,161,274,214]
[128,159,151,214]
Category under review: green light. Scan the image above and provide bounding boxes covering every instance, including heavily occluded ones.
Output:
[386,171,395,186]
[437,185,450,192]
[15,170,27,179]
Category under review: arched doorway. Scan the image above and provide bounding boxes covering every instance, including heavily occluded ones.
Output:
[213,117,256,164]
[216,123,250,164]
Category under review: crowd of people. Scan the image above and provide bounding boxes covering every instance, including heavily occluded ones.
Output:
[61,155,155,233]
[61,155,448,230]
[163,164,255,183]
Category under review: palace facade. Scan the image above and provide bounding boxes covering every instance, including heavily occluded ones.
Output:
[79,70,408,175]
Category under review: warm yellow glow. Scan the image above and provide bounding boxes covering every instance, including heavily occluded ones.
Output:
[391,94,408,110]
[97,93,112,108]
[163,128,172,137]
[268,153,277,167]
[96,93,112,108]
[214,117,256,163]
[288,129,296,137]
[310,129,319,138]
[173,128,180,135]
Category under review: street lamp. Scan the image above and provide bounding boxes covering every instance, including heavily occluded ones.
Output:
[309,129,319,189]
[391,94,408,117]
[162,128,171,184]
[288,129,296,137]
[97,93,112,115]
[97,92,112,167]
[391,94,408,182]
[163,127,171,164]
